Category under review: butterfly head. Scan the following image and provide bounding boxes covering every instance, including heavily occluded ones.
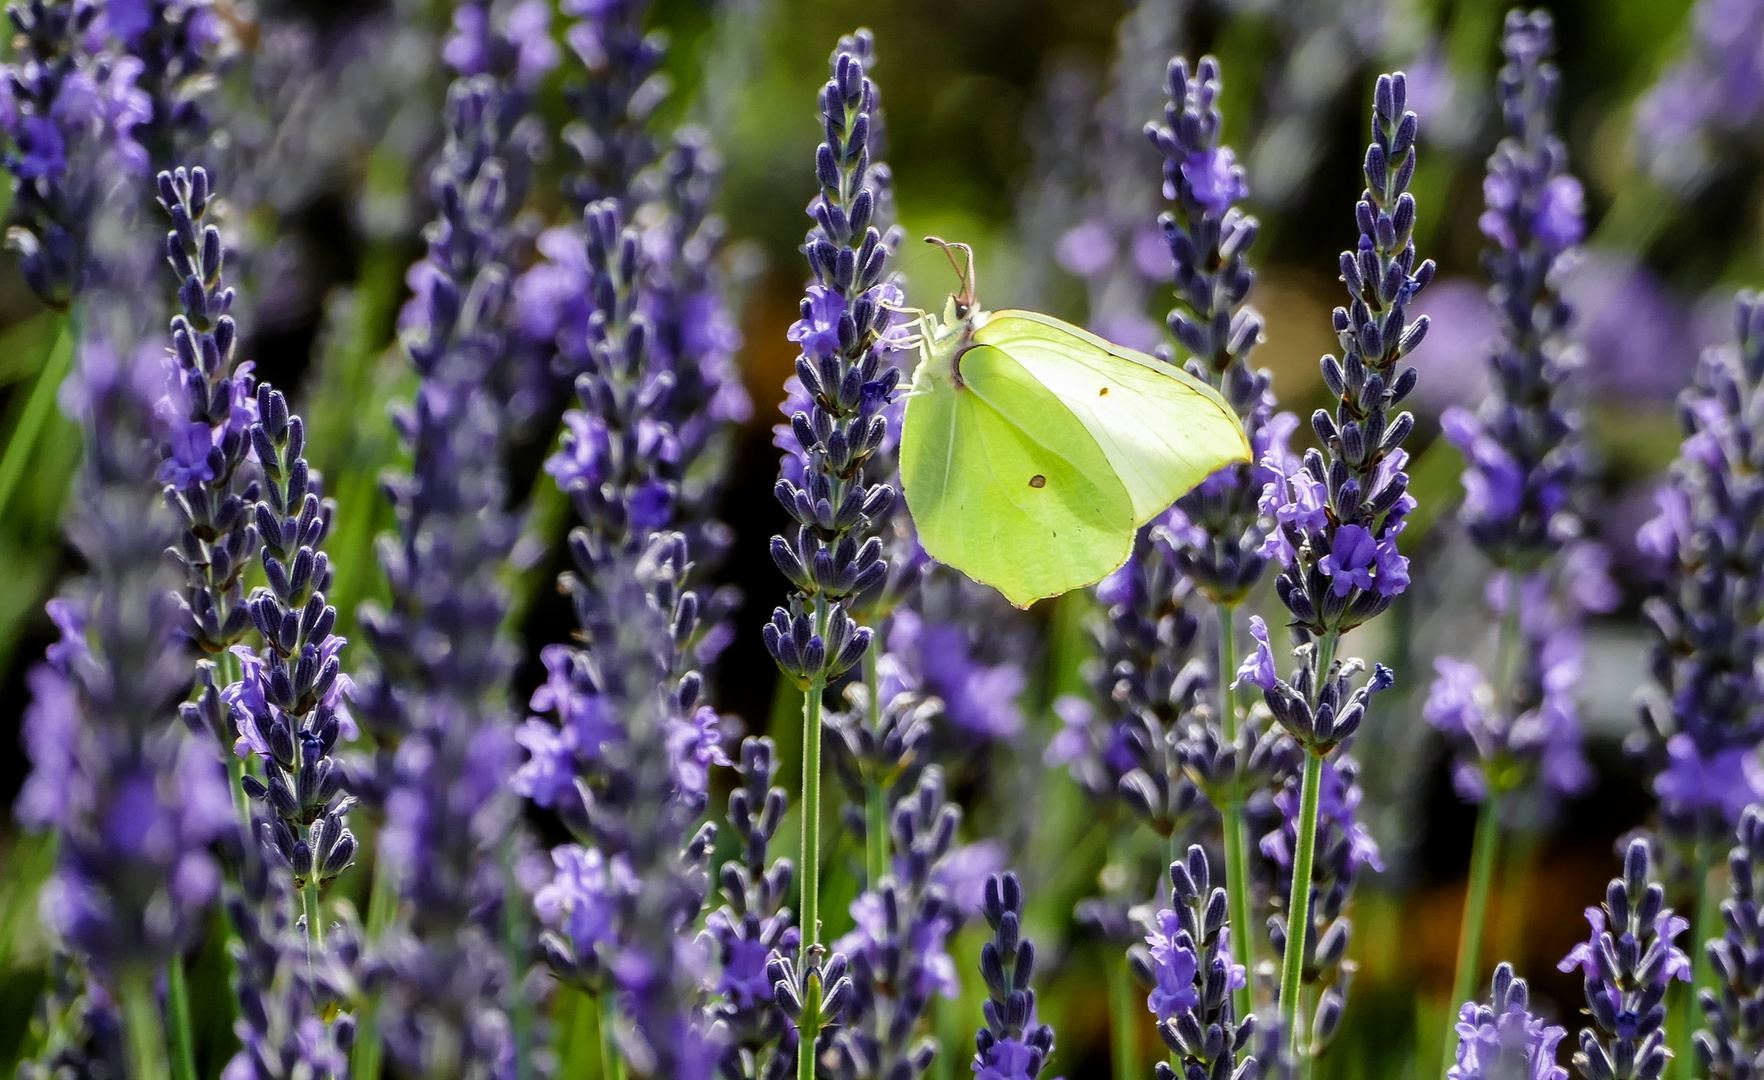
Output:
[919,236,989,389]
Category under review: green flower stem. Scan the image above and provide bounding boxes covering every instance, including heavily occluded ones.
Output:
[1683,836,1721,1077]
[220,648,253,837]
[1279,632,1338,1056]
[351,846,400,1080]
[1440,791,1503,1080]
[797,597,832,1080]
[0,316,71,525]
[119,967,172,1080]
[167,952,198,1080]
[303,877,323,972]
[1108,947,1142,1080]
[598,988,626,1080]
[863,638,888,888]
[1218,603,1256,1022]
[1280,750,1325,1057]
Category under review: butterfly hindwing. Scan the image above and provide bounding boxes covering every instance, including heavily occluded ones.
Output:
[901,343,1135,606]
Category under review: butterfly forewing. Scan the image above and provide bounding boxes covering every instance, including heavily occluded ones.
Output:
[974,310,1252,526]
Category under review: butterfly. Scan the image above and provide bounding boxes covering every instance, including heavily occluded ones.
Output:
[899,239,1252,607]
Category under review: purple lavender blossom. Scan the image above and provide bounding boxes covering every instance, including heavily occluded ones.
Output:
[1633,293,1764,836]
[1696,806,1764,1075]
[1449,963,1567,1080]
[1444,11,1588,567]
[1557,840,1689,1080]
[1261,72,1431,637]
[150,167,268,783]
[523,532,723,1076]
[763,29,902,690]
[1128,846,1254,1079]
[970,873,1056,1080]
[1635,0,1764,193]
[229,376,358,899]
[508,25,744,1072]
[884,606,1026,741]
[707,738,800,1079]
[14,954,127,1077]
[113,0,223,169]
[221,846,357,1079]
[14,308,228,1047]
[348,15,554,1068]
[1,0,151,304]
[1424,551,1609,808]
[826,768,966,1080]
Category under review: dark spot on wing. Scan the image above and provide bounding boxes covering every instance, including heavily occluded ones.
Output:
[1029,474,1046,488]
[1098,386,1109,396]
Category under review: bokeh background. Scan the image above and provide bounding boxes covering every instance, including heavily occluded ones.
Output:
[1,0,1757,1076]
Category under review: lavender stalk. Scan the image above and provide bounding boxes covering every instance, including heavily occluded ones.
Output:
[971,872,1056,1080]
[1448,963,1567,1080]
[763,30,901,1077]
[350,5,558,1074]
[1557,839,1690,1080]
[1129,845,1254,1080]
[1240,69,1431,1058]
[1143,53,1280,1021]
[1695,806,1764,1077]
[1428,16,1603,1072]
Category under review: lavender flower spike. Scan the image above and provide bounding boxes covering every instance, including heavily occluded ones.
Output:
[230,376,360,926]
[1261,71,1431,635]
[15,320,231,1077]
[1,0,151,305]
[1427,19,1605,1068]
[1443,9,1589,570]
[1128,845,1255,1080]
[822,767,963,1080]
[1695,805,1764,1077]
[764,28,902,1070]
[351,7,553,1068]
[709,737,801,1080]
[1448,963,1567,1080]
[1634,292,1764,835]
[1142,52,1287,1024]
[971,872,1055,1080]
[1247,68,1428,1055]
[158,167,264,783]
[1147,54,1279,606]
[1557,839,1690,1080]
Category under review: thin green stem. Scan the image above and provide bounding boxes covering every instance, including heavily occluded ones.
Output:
[598,989,626,1080]
[220,649,253,837]
[1108,949,1143,1080]
[303,877,323,964]
[0,320,71,523]
[119,968,172,1080]
[1683,837,1720,1078]
[1280,751,1325,1058]
[1441,792,1503,1080]
[797,597,831,1080]
[1218,603,1256,1022]
[352,848,400,1080]
[863,638,888,888]
[167,953,198,1080]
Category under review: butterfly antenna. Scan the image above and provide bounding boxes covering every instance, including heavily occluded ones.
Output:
[923,236,976,315]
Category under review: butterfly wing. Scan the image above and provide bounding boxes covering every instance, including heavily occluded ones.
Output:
[901,343,1136,607]
[974,310,1252,525]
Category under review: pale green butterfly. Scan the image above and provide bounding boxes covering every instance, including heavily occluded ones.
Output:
[898,239,1253,608]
